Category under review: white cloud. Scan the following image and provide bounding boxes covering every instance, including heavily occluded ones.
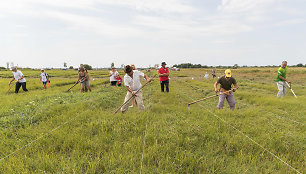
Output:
[275,18,306,26]
[42,10,143,38]
[218,0,277,13]
[0,0,195,15]
[133,14,253,38]
[0,0,305,67]
[97,0,195,13]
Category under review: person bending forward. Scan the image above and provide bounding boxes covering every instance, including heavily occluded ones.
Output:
[121,65,150,113]
[9,67,28,93]
[214,69,238,109]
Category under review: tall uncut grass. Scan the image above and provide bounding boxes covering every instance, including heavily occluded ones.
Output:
[0,68,305,173]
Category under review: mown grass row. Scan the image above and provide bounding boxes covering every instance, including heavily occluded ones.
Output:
[0,74,305,173]
[171,79,305,173]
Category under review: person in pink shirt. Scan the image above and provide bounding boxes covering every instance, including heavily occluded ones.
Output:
[158,62,170,92]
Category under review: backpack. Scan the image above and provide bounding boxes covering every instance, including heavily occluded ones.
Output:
[44,72,50,83]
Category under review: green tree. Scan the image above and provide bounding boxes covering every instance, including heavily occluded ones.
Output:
[296,63,303,67]
[83,64,92,70]
[233,64,239,69]
[69,66,74,69]
[111,62,114,68]
[64,62,67,68]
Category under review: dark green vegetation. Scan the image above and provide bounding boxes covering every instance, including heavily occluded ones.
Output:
[0,68,305,173]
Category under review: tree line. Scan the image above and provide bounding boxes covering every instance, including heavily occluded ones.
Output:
[173,63,306,68]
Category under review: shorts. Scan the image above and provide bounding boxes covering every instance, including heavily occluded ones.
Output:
[81,80,90,87]
[43,81,47,85]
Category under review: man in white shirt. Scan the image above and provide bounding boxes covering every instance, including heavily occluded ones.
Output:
[40,69,49,89]
[109,67,119,86]
[9,67,28,93]
[121,65,150,113]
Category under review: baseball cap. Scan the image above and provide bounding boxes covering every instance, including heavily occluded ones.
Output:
[225,69,231,77]
[41,68,44,71]
[161,62,166,65]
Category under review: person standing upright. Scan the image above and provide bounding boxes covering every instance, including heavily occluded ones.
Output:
[276,61,291,98]
[109,67,119,86]
[214,69,238,109]
[212,67,216,78]
[40,69,49,89]
[158,62,170,92]
[204,72,208,79]
[9,67,28,93]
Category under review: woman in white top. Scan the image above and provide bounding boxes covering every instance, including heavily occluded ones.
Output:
[9,67,28,93]
[109,67,119,86]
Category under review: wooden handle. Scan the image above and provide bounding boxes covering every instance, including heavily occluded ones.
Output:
[113,74,157,114]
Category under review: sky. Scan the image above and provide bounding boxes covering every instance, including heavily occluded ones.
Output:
[0,0,305,68]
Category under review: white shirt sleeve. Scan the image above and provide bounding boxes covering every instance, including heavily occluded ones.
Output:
[18,71,23,77]
[124,75,130,87]
[137,70,144,77]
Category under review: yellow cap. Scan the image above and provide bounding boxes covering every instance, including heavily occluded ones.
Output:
[225,69,231,77]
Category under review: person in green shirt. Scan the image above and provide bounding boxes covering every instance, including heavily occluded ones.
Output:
[276,61,291,97]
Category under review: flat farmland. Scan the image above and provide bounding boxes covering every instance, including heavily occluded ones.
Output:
[0,68,305,173]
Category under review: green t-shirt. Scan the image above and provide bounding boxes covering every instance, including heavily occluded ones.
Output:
[276,66,287,82]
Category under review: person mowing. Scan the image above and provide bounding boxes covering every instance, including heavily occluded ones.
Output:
[158,62,170,92]
[130,64,137,107]
[214,69,238,109]
[121,65,150,113]
[78,67,92,93]
[9,66,28,93]
[40,69,49,89]
[276,61,291,98]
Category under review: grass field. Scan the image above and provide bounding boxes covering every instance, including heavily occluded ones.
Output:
[0,68,305,173]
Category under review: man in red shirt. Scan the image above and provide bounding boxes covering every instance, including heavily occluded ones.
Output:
[158,62,170,92]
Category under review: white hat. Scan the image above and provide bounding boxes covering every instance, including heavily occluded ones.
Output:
[41,68,44,71]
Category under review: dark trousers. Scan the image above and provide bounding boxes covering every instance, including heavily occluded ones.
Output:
[15,82,28,93]
[111,81,117,86]
[160,80,169,92]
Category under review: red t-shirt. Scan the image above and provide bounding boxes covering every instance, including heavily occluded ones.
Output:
[116,77,122,84]
[158,68,169,81]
